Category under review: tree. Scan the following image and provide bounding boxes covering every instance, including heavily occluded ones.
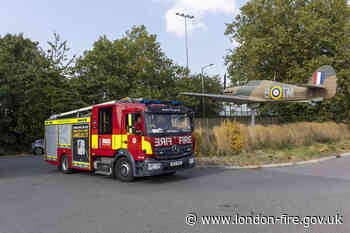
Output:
[174,71,223,117]
[0,34,44,151]
[73,25,177,104]
[0,34,80,153]
[73,25,224,116]
[45,32,76,75]
[225,0,350,121]
[73,25,223,116]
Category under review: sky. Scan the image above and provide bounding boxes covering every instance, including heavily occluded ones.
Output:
[0,0,248,80]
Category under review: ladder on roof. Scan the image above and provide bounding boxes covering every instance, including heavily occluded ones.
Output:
[48,97,182,120]
[48,97,146,120]
[49,100,117,120]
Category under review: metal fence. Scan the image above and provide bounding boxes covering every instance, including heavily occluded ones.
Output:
[194,115,281,129]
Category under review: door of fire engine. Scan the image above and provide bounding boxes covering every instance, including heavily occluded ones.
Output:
[124,110,143,159]
[98,107,114,153]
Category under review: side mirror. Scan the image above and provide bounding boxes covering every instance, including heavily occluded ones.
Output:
[131,127,143,136]
[137,131,144,136]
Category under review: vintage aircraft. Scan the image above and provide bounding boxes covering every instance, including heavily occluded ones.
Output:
[181,65,337,104]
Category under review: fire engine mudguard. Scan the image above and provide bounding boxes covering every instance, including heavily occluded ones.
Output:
[113,149,137,177]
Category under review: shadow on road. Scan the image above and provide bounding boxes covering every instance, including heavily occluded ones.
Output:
[136,167,228,184]
[0,155,227,183]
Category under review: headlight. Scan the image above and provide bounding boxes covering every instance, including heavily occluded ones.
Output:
[189,158,194,164]
[148,163,161,170]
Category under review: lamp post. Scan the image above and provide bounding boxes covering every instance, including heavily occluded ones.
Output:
[201,64,214,120]
[176,12,194,71]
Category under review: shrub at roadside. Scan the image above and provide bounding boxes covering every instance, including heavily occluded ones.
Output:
[213,120,243,155]
[193,129,217,156]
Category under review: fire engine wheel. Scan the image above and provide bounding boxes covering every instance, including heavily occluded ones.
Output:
[60,155,72,174]
[115,157,134,182]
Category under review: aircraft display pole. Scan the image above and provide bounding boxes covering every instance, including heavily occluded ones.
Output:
[201,64,215,131]
[176,12,194,71]
[251,109,256,126]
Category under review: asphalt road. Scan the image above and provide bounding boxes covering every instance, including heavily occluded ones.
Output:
[1,155,350,233]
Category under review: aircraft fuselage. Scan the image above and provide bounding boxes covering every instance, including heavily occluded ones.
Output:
[223,80,326,102]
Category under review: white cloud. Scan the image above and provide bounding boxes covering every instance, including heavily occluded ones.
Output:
[165,0,237,37]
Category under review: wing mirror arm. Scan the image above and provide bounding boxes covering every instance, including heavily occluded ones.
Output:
[131,127,144,136]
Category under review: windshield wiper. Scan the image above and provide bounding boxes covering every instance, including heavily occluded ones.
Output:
[166,129,180,133]
[151,128,165,133]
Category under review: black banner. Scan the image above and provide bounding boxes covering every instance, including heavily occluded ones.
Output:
[72,124,89,163]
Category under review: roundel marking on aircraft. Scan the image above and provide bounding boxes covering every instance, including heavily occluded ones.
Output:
[270,86,282,100]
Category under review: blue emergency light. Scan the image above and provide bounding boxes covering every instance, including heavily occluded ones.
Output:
[140,100,184,105]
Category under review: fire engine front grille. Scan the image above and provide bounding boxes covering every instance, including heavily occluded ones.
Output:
[153,144,192,159]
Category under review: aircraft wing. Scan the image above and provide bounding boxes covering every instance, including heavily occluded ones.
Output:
[180,92,259,104]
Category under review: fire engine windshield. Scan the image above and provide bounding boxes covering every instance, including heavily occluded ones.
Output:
[145,113,192,134]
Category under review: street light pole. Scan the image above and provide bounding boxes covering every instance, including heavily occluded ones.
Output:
[184,16,188,70]
[176,12,194,71]
[201,64,214,120]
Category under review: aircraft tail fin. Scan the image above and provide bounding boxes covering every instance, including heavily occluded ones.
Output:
[306,65,337,99]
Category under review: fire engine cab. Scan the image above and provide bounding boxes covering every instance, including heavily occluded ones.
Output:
[44,98,195,181]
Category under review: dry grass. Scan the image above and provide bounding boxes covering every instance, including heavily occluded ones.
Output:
[242,122,350,150]
[194,121,350,158]
[197,139,350,166]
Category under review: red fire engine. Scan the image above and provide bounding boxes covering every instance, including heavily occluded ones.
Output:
[44,98,195,181]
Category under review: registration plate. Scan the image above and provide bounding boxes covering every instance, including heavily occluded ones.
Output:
[170,160,183,167]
